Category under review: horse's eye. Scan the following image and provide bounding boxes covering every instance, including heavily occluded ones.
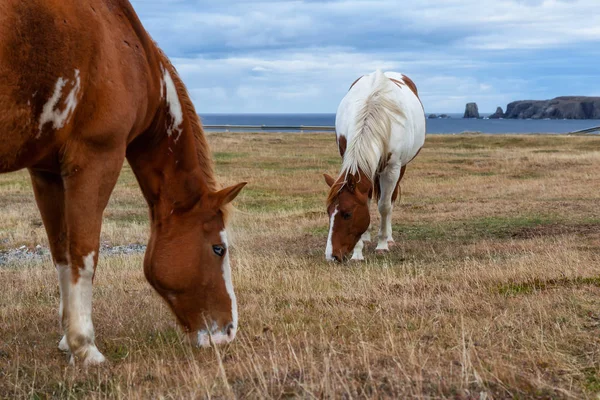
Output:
[212,245,226,257]
[342,212,352,220]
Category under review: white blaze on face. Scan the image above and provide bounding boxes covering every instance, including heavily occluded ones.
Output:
[38,69,81,136]
[325,207,339,261]
[196,230,237,347]
[220,230,237,333]
[161,65,184,141]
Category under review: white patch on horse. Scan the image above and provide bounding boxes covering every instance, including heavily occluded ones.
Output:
[220,230,237,338]
[161,66,183,141]
[196,320,233,347]
[195,231,237,347]
[325,207,339,261]
[57,262,70,352]
[58,334,69,352]
[67,251,105,365]
[198,329,233,347]
[38,69,81,137]
[160,76,165,100]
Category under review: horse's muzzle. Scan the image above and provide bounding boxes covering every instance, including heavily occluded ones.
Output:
[195,323,236,347]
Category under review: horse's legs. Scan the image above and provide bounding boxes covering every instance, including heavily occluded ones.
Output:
[351,198,371,261]
[351,238,365,261]
[60,147,124,365]
[29,170,70,352]
[362,197,372,242]
[376,164,402,251]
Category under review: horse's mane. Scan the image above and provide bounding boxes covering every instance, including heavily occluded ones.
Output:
[327,70,404,207]
[156,49,231,221]
[341,70,404,180]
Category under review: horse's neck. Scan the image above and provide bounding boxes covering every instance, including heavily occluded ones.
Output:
[127,64,213,221]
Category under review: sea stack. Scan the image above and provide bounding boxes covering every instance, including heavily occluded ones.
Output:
[488,106,504,119]
[463,102,480,119]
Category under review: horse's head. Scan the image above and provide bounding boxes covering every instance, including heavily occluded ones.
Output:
[324,173,370,262]
[144,182,246,347]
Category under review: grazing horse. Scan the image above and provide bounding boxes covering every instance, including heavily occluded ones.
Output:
[0,0,246,365]
[324,70,425,261]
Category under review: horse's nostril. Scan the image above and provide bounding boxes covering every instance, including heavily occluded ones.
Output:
[226,323,235,337]
[332,255,340,262]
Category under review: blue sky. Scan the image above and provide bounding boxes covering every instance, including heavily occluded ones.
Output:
[131,0,600,114]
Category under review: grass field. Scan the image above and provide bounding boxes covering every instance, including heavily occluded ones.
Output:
[1,132,599,399]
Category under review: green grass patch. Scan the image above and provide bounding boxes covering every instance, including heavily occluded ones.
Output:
[309,216,600,243]
[584,367,600,395]
[509,170,544,180]
[532,149,561,154]
[238,187,323,213]
[104,211,148,225]
[497,276,600,296]
[214,151,249,162]
[394,215,558,241]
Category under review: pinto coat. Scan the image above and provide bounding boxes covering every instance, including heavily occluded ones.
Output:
[325,70,426,261]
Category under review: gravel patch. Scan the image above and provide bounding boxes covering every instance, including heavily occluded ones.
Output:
[0,243,147,266]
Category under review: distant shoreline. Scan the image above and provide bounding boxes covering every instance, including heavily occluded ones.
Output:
[200,113,600,135]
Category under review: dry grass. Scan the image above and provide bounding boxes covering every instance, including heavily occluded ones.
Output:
[1,133,600,399]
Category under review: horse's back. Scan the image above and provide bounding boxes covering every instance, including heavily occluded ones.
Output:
[384,72,426,165]
[336,70,425,166]
[0,0,152,172]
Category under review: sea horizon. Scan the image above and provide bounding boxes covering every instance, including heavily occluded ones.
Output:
[199,113,600,134]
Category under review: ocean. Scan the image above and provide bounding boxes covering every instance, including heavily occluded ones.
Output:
[199,113,600,134]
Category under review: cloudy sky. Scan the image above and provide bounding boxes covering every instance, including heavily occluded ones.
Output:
[131,0,600,114]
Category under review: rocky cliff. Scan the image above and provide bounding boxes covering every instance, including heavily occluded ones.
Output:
[504,97,600,119]
[463,103,480,118]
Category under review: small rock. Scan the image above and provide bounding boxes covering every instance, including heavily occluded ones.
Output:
[488,106,504,119]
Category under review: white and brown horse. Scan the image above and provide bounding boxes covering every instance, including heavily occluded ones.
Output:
[324,70,425,261]
[0,0,246,365]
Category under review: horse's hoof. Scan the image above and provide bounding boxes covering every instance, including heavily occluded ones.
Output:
[81,346,106,367]
[58,335,69,352]
[375,248,389,255]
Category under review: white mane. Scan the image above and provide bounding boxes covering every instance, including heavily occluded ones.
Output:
[341,70,404,181]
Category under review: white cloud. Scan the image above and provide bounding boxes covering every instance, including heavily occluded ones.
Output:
[131,0,600,113]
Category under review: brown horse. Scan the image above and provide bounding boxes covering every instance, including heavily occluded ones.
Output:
[0,0,246,365]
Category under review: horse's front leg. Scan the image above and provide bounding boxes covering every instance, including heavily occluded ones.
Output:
[29,170,70,352]
[60,146,124,365]
[376,164,402,252]
[351,238,365,261]
[350,197,372,261]
[362,196,372,243]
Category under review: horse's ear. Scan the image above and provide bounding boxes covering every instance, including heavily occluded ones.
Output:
[213,182,247,208]
[323,174,335,188]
